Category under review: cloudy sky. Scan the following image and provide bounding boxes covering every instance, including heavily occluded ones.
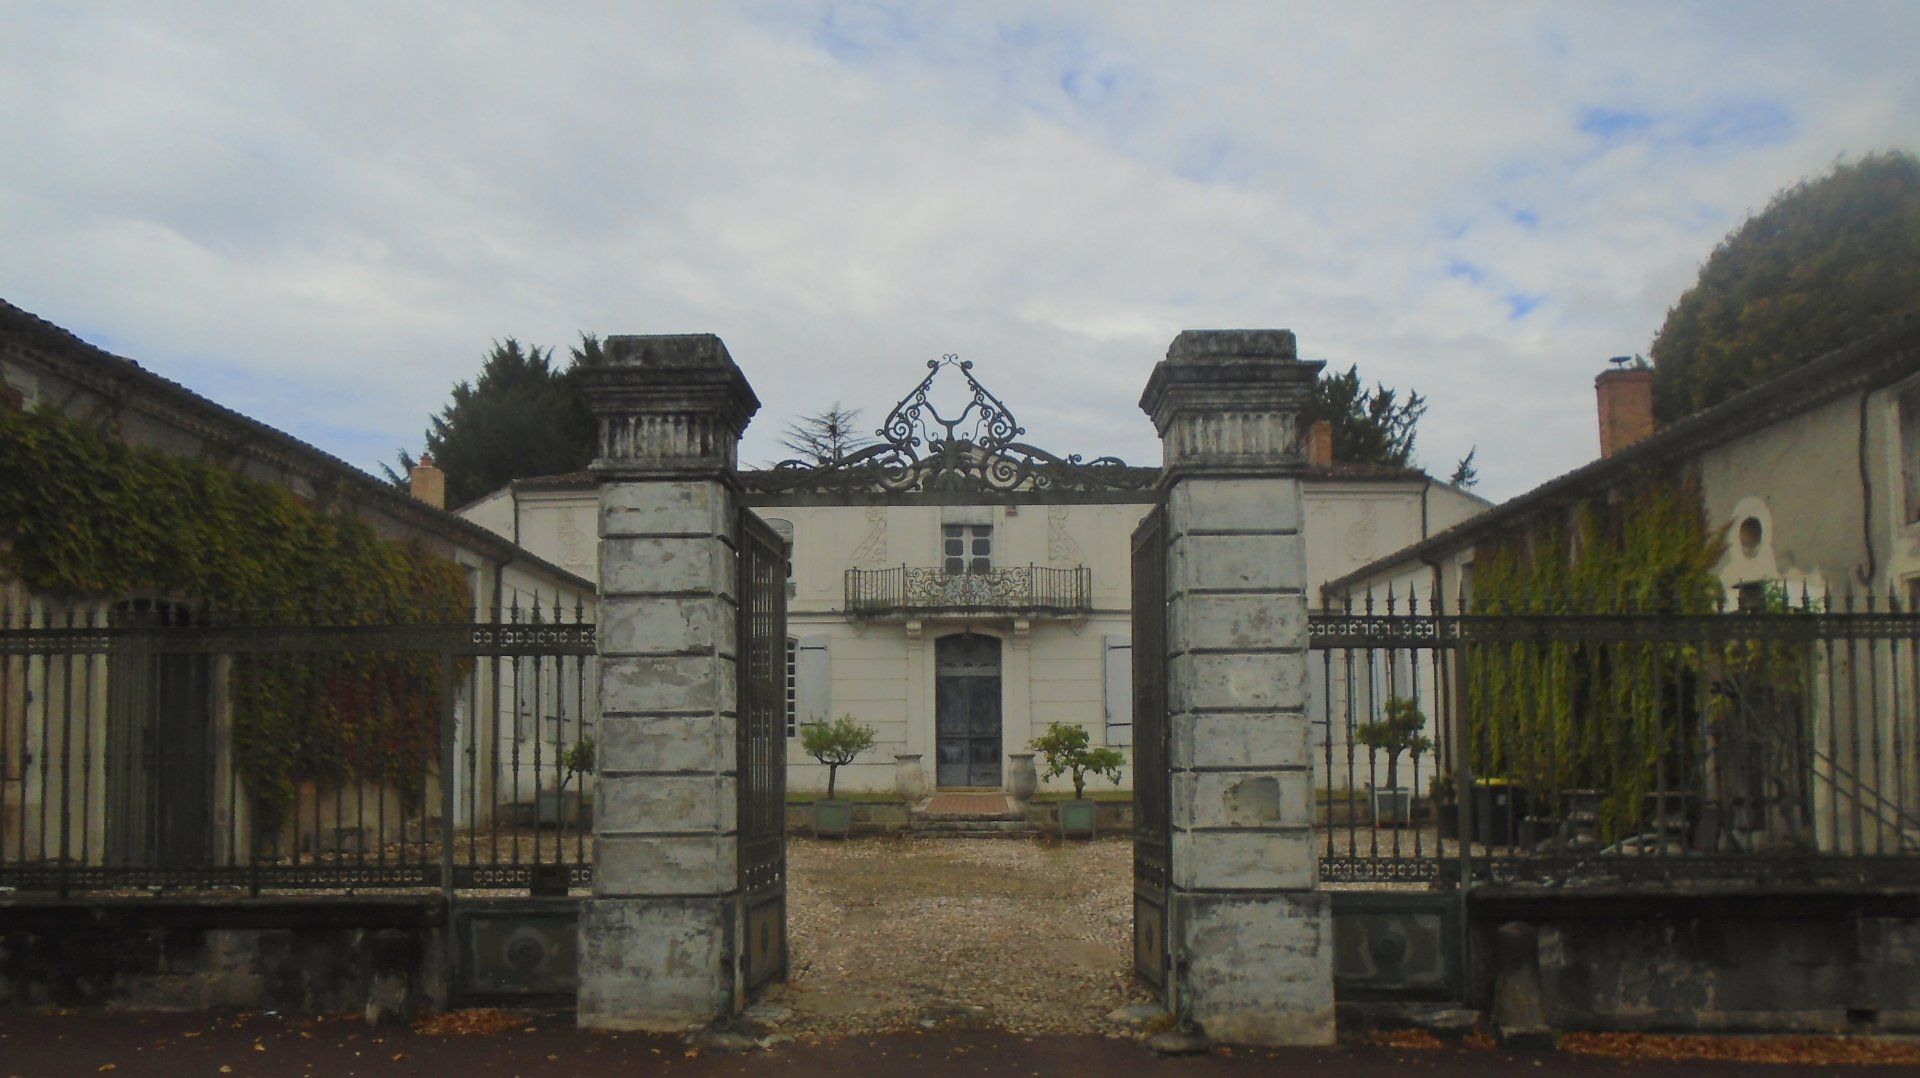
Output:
[4,2,1918,501]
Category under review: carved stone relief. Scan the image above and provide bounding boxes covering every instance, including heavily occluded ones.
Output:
[1047,505,1085,566]
[849,505,888,568]
[1342,502,1379,563]
[556,508,589,568]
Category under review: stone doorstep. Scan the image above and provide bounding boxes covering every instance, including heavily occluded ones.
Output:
[907,817,1041,840]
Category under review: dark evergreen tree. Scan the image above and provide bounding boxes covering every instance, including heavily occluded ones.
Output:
[1449,447,1479,489]
[387,335,604,508]
[1651,150,1920,422]
[1303,364,1428,468]
[778,403,871,465]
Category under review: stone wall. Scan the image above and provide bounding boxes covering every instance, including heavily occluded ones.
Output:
[0,899,443,1014]
[1470,888,1920,1033]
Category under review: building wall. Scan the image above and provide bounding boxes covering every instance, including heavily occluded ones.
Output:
[470,477,1477,793]
[1871,374,1920,601]
[757,501,1143,795]
[0,335,597,861]
[1699,388,1870,600]
[1319,380,1920,820]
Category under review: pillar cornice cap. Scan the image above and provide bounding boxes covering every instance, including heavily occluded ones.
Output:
[584,333,760,476]
[584,334,760,422]
[1141,329,1324,472]
[1140,330,1323,431]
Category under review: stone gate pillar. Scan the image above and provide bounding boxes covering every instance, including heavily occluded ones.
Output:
[578,334,759,1031]
[1139,329,1333,1045]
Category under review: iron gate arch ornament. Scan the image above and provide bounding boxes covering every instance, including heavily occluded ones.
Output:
[757,357,1156,495]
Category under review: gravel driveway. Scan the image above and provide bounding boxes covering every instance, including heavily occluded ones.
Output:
[763,836,1151,1036]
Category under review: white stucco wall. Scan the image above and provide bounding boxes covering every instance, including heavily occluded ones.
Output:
[464,473,1471,794]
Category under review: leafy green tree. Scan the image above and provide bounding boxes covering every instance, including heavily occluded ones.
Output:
[1029,722,1125,799]
[1355,697,1433,793]
[800,715,877,799]
[388,334,606,508]
[1651,150,1920,422]
[1303,364,1428,467]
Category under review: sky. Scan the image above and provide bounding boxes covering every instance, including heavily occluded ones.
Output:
[3,1,1918,502]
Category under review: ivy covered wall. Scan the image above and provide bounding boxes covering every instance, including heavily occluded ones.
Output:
[1463,482,1730,839]
[0,406,471,829]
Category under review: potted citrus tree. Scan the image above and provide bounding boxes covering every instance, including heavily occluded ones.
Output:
[538,734,596,829]
[1356,697,1432,828]
[800,715,876,838]
[1030,722,1125,838]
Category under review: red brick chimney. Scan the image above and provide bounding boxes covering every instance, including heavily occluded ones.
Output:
[1307,420,1334,468]
[1595,367,1654,458]
[408,452,447,509]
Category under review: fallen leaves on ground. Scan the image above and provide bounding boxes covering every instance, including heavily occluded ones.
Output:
[1368,1029,1445,1050]
[1561,1032,1920,1066]
[412,1009,535,1036]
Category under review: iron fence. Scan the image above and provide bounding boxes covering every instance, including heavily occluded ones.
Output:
[844,565,1092,617]
[1311,586,1920,887]
[0,598,596,896]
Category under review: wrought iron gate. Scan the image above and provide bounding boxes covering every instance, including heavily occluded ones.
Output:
[1130,507,1171,995]
[736,509,789,998]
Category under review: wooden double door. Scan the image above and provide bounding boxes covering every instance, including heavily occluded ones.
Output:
[934,633,1002,788]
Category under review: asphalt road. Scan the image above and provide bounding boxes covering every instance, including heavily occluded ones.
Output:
[3,1011,1918,1077]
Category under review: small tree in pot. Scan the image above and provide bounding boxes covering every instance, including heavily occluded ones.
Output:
[1356,697,1432,827]
[559,734,595,820]
[800,715,876,838]
[1030,722,1125,838]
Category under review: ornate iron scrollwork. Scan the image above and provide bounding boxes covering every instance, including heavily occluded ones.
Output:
[754,357,1155,495]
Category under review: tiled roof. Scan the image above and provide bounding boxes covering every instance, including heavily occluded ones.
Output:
[1320,315,1920,597]
[0,297,594,593]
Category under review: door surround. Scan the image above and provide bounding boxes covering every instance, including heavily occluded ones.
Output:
[933,632,1003,789]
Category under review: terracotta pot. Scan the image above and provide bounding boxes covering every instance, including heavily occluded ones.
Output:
[1006,753,1038,802]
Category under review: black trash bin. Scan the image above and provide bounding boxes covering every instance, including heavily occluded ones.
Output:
[1471,779,1519,847]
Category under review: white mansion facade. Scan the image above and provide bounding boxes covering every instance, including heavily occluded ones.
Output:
[461,364,1487,796]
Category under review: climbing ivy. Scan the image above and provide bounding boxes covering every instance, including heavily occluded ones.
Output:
[0,406,470,830]
[1464,484,1727,840]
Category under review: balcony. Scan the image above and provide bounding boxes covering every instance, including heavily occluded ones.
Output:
[844,566,1092,619]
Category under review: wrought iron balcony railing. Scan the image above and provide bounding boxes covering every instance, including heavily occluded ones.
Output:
[844,566,1092,618]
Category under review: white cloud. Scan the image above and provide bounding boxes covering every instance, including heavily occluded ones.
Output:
[1,1,1917,497]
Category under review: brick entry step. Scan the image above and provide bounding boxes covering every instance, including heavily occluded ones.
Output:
[911,792,1037,838]
[920,793,1017,817]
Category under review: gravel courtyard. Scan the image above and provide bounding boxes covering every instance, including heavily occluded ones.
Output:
[762,835,1152,1036]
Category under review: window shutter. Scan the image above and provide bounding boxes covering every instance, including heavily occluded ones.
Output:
[796,634,832,728]
[1103,635,1132,747]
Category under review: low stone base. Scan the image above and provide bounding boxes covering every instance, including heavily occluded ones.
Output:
[782,801,911,835]
[1178,890,1334,1045]
[577,897,728,1032]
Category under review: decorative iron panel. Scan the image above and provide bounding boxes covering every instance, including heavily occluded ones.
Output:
[1309,595,1920,888]
[736,509,789,995]
[1331,892,1463,1001]
[1130,507,1170,993]
[0,622,595,657]
[1308,611,1920,649]
[454,905,580,1001]
[0,605,598,898]
[754,357,1156,496]
[844,566,1091,617]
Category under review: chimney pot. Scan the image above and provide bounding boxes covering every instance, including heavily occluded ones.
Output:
[408,455,447,510]
[1307,419,1335,468]
[1595,367,1655,458]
